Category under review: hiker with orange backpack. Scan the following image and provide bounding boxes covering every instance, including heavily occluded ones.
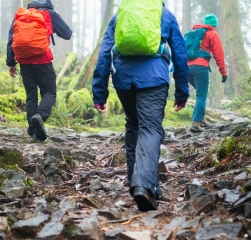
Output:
[6,0,72,141]
[92,1,189,212]
[184,14,227,133]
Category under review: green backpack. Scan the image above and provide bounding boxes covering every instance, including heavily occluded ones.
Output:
[114,0,163,56]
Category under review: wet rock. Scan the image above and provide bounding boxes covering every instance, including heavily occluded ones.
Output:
[197,202,217,216]
[185,184,209,199]
[37,222,64,240]
[51,211,65,222]
[182,217,202,229]
[82,194,103,208]
[110,149,126,167]
[104,227,124,239]
[120,230,152,240]
[109,182,123,191]
[44,147,71,159]
[1,187,24,198]
[233,191,251,206]
[229,202,251,218]
[11,214,49,238]
[0,217,10,233]
[175,229,193,240]
[97,210,120,220]
[165,216,187,229]
[59,197,77,213]
[191,193,218,209]
[195,224,245,240]
[72,150,96,162]
[154,232,172,240]
[214,180,237,190]
[218,189,240,205]
[89,178,102,191]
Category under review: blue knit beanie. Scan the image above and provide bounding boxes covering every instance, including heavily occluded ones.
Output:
[203,14,218,27]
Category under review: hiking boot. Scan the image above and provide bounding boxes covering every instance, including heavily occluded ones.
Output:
[133,187,158,212]
[200,118,212,128]
[190,121,205,133]
[31,114,47,141]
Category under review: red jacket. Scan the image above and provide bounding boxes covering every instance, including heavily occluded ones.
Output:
[15,10,53,65]
[188,24,227,76]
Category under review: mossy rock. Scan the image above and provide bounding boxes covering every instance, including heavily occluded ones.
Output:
[0,146,24,167]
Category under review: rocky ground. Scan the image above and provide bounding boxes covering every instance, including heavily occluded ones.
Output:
[0,109,251,240]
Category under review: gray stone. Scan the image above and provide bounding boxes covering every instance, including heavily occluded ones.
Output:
[186,184,209,199]
[176,229,193,240]
[11,214,49,238]
[1,187,24,198]
[214,180,237,190]
[0,217,9,233]
[120,230,152,240]
[105,227,124,238]
[89,179,102,191]
[195,224,244,240]
[37,222,64,240]
[218,189,240,204]
[165,216,187,229]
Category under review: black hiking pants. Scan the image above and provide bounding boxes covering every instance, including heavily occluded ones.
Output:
[20,63,56,135]
[116,83,169,198]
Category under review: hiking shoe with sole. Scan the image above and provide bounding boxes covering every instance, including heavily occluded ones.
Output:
[133,187,158,212]
[200,118,212,128]
[31,114,47,141]
[190,121,205,133]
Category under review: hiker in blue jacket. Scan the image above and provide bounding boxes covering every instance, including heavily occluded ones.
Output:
[6,0,72,142]
[92,3,189,212]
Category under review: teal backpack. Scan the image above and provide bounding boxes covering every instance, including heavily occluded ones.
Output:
[184,28,211,61]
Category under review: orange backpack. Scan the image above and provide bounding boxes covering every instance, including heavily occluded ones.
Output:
[12,8,52,59]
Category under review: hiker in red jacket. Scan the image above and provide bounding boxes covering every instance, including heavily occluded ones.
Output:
[6,0,72,141]
[188,14,227,133]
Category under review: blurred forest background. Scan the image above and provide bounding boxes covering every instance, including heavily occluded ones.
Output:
[0,0,251,132]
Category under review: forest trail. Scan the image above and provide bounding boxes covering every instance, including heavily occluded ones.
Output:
[0,109,251,240]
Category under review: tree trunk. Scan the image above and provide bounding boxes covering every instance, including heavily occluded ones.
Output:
[222,0,251,99]
[23,0,30,7]
[74,38,103,90]
[56,53,78,83]
[53,0,73,63]
[99,0,114,37]
[182,0,191,34]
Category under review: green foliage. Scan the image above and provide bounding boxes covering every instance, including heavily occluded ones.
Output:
[196,135,251,170]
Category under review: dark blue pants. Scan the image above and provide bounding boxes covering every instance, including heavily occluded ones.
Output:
[116,84,169,198]
[20,63,56,135]
[188,65,209,122]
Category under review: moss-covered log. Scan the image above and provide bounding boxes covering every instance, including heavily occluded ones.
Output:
[56,53,77,83]
[73,38,103,90]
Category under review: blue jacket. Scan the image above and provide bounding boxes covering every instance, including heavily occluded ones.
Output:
[92,7,189,104]
[6,0,72,66]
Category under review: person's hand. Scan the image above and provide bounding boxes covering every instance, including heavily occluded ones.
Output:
[173,99,186,112]
[94,103,107,113]
[9,66,17,78]
[222,75,227,83]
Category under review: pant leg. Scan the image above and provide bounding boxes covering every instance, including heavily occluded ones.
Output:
[20,64,38,127]
[188,65,209,122]
[32,63,56,122]
[116,86,138,184]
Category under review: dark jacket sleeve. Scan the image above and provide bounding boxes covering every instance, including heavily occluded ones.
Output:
[92,15,116,104]
[6,19,17,67]
[167,13,190,102]
[48,10,72,40]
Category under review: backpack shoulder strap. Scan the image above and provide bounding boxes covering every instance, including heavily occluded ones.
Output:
[43,9,55,45]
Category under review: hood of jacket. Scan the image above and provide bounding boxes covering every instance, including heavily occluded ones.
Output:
[192,24,215,31]
[27,0,54,10]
